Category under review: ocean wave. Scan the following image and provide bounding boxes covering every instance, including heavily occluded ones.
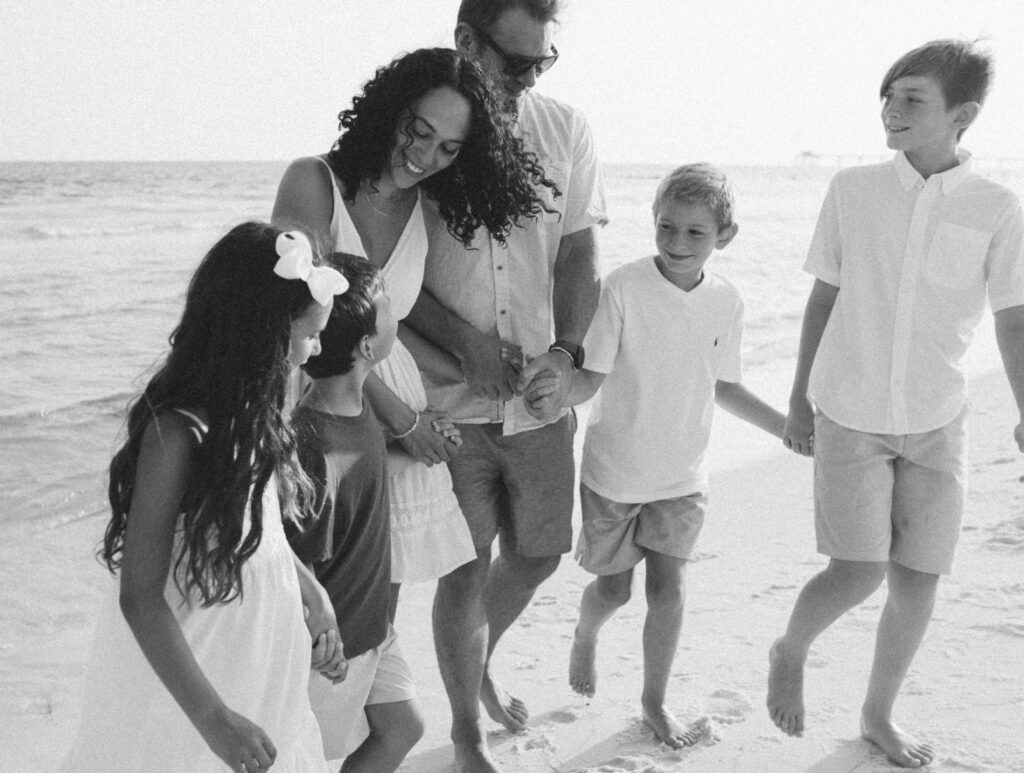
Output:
[0,390,137,426]
[3,220,228,242]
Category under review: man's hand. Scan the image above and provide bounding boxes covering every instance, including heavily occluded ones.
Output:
[460,335,523,402]
[517,351,574,421]
[1014,420,1024,452]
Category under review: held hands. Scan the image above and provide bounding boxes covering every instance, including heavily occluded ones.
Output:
[197,703,277,772]
[304,590,347,684]
[459,334,523,402]
[397,409,463,466]
[783,395,816,457]
[516,350,574,422]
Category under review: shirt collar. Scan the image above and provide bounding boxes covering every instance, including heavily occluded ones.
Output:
[892,149,973,193]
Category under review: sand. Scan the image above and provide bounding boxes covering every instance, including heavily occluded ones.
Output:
[3,367,1023,773]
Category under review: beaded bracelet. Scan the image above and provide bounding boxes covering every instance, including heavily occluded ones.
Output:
[392,411,420,440]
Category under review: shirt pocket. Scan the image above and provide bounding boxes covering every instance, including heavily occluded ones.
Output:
[925,223,990,289]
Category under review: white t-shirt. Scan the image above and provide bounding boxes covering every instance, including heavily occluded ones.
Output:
[807,150,1024,434]
[423,89,608,434]
[580,258,744,502]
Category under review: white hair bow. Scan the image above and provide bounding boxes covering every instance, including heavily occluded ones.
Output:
[273,231,349,305]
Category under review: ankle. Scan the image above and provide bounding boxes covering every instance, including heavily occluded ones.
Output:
[451,715,487,746]
[772,636,809,663]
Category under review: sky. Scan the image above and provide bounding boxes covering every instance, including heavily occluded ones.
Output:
[3,0,1023,165]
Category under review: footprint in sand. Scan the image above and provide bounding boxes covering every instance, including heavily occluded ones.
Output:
[970,622,1024,639]
[704,688,754,725]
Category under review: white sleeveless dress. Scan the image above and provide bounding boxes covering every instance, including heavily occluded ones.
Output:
[319,158,475,583]
[62,412,328,772]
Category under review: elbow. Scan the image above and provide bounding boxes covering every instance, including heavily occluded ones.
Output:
[119,582,162,627]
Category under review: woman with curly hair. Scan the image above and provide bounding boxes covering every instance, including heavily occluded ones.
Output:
[272,47,556,613]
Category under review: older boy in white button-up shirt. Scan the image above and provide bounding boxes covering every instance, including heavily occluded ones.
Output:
[767,39,1024,769]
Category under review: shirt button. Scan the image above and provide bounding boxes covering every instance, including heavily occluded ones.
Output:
[496,265,504,271]
[499,309,507,315]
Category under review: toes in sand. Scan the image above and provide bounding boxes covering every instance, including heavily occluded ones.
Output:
[568,633,597,697]
[480,672,528,732]
[861,714,935,769]
[767,638,806,738]
[642,703,703,749]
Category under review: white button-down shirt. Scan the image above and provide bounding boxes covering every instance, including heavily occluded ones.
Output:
[422,89,608,434]
[807,150,1024,434]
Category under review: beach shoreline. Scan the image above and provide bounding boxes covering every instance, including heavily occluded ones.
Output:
[3,365,1023,772]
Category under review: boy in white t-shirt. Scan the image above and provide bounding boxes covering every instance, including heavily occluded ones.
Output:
[525,163,786,748]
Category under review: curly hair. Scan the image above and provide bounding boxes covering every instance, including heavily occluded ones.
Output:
[328,47,558,247]
[103,222,318,606]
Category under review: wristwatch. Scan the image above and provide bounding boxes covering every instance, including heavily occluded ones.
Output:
[549,339,585,370]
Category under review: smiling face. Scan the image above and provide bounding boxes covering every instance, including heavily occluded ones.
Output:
[460,7,556,104]
[653,200,737,292]
[388,86,471,190]
[881,74,966,173]
[287,300,332,369]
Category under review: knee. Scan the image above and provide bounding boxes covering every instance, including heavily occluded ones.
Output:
[506,552,561,587]
[645,576,684,610]
[377,703,425,755]
[826,559,886,597]
[595,577,632,608]
[437,552,490,601]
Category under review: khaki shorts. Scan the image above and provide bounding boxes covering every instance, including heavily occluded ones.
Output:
[448,413,576,557]
[814,410,968,575]
[308,625,416,760]
[575,483,707,575]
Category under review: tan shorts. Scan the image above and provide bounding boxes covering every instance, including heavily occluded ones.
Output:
[308,625,416,760]
[814,410,968,575]
[575,483,707,575]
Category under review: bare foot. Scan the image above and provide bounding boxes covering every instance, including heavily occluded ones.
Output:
[861,714,935,768]
[767,638,806,737]
[454,741,502,773]
[641,702,703,749]
[480,671,528,732]
[568,632,597,697]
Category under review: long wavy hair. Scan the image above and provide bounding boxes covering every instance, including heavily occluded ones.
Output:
[103,221,317,606]
[328,47,558,247]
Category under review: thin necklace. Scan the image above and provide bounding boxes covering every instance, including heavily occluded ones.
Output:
[362,186,413,218]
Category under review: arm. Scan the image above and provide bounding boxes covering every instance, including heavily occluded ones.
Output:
[119,415,276,769]
[290,552,346,680]
[994,304,1024,451]
[516,226,602,400]
[405,287,522,402]
[398,323,464,384]
[715,380,787,438]
[270,156,334,253]
[784,279,839,456]
[363,372,461,466]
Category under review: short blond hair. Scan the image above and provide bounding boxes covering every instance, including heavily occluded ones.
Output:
[653,163,734,230]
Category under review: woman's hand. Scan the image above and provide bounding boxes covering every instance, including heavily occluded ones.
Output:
[397,409,463,465]
[197,704,277,772]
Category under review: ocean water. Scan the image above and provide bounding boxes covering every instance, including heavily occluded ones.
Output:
[1,160,1021,533]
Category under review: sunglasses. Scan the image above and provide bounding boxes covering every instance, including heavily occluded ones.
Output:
[471,26,559,78]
